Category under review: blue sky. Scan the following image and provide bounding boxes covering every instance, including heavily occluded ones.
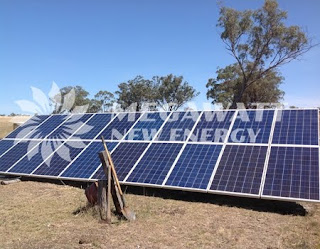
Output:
[0,0,319,114]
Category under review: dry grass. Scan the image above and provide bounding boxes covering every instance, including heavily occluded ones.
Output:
[0,117,14,139]
[0,116,30,139]
[0,181,320,249]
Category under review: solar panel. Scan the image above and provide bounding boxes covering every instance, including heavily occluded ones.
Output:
[47,114,93,139]
[125,143,183,185]
[272,109,318,145]
[70,114,113,140]
[32,141,90,176]
[0,140,32,172]
[125,112,169,141]
[24,115,69,139]
[0,140,15,157]
[6,115,50,139]
[165,144,222,190]
[61,141,118,179]
[228,110,274,144]
[93,142,149,181]
[0,109,319,203]
[98,113,141,140]
[8,140,63,174]
[210,145,268,195]
[262,146,319,201]
[189,111,235,142]
[156,111,200,141]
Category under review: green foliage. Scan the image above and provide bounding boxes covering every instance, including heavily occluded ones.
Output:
[52,85,91,113]
[206,64,284,108]
[207,0,315,108]
[153,74,199,111]
[87,99,103,113]
[116,76,156,111]
[88,90,115,113]
[115,74,199,111]
[61,86,90,107]
[95,91,115,112]
[50,74,198,113]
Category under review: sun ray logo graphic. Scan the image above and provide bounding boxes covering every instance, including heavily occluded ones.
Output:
[14,82,93,167]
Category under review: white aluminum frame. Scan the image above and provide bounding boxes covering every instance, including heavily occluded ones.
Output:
[258,109,278,196]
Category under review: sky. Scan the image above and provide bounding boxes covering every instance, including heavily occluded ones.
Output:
[0,0,319,114]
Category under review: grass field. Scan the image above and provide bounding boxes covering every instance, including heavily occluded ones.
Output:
[0,117,15,138]
[0,180,320,249]
[0,116,30,139]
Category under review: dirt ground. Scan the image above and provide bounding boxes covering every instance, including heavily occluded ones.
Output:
[0,181,319,249]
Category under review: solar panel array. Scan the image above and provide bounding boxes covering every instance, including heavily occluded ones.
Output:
[0,109,319,203]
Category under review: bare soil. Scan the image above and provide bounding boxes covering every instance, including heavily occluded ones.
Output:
[0,181,320,249]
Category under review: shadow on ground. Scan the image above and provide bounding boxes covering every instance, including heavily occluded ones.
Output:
[2,175,307,216]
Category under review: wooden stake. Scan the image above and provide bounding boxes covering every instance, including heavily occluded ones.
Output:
[106,153,112,223]
[99,151,124,220]
[97,180,107,221]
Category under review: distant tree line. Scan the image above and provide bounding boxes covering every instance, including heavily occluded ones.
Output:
[55,74,199,113]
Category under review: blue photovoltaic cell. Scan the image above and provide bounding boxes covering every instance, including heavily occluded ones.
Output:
[189,111,235,142]
[70,114,113,139]
[228,110,274,144]
[0,141,32,172]
[210,145,268,195]
[61,141,118,179]
[0,140,15,157]
[98,113,141,140]
[24,115,69,139]
[93,142,149,181]
[32,141,89,176]
[125,112,169,141]
[166,144,222,189]
[6,115,50,139]
[9,140,62,174]
[263,147,319,200]
[0,110,319,203]
[272,109,318,145]
[156,111,200,141]
[126,143,183,185]
[47,114,92,139]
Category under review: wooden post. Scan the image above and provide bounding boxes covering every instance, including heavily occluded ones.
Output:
[97,180,107,220]
[106,153,112,223]
[99,151,124,216]
[111,174,124,214]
